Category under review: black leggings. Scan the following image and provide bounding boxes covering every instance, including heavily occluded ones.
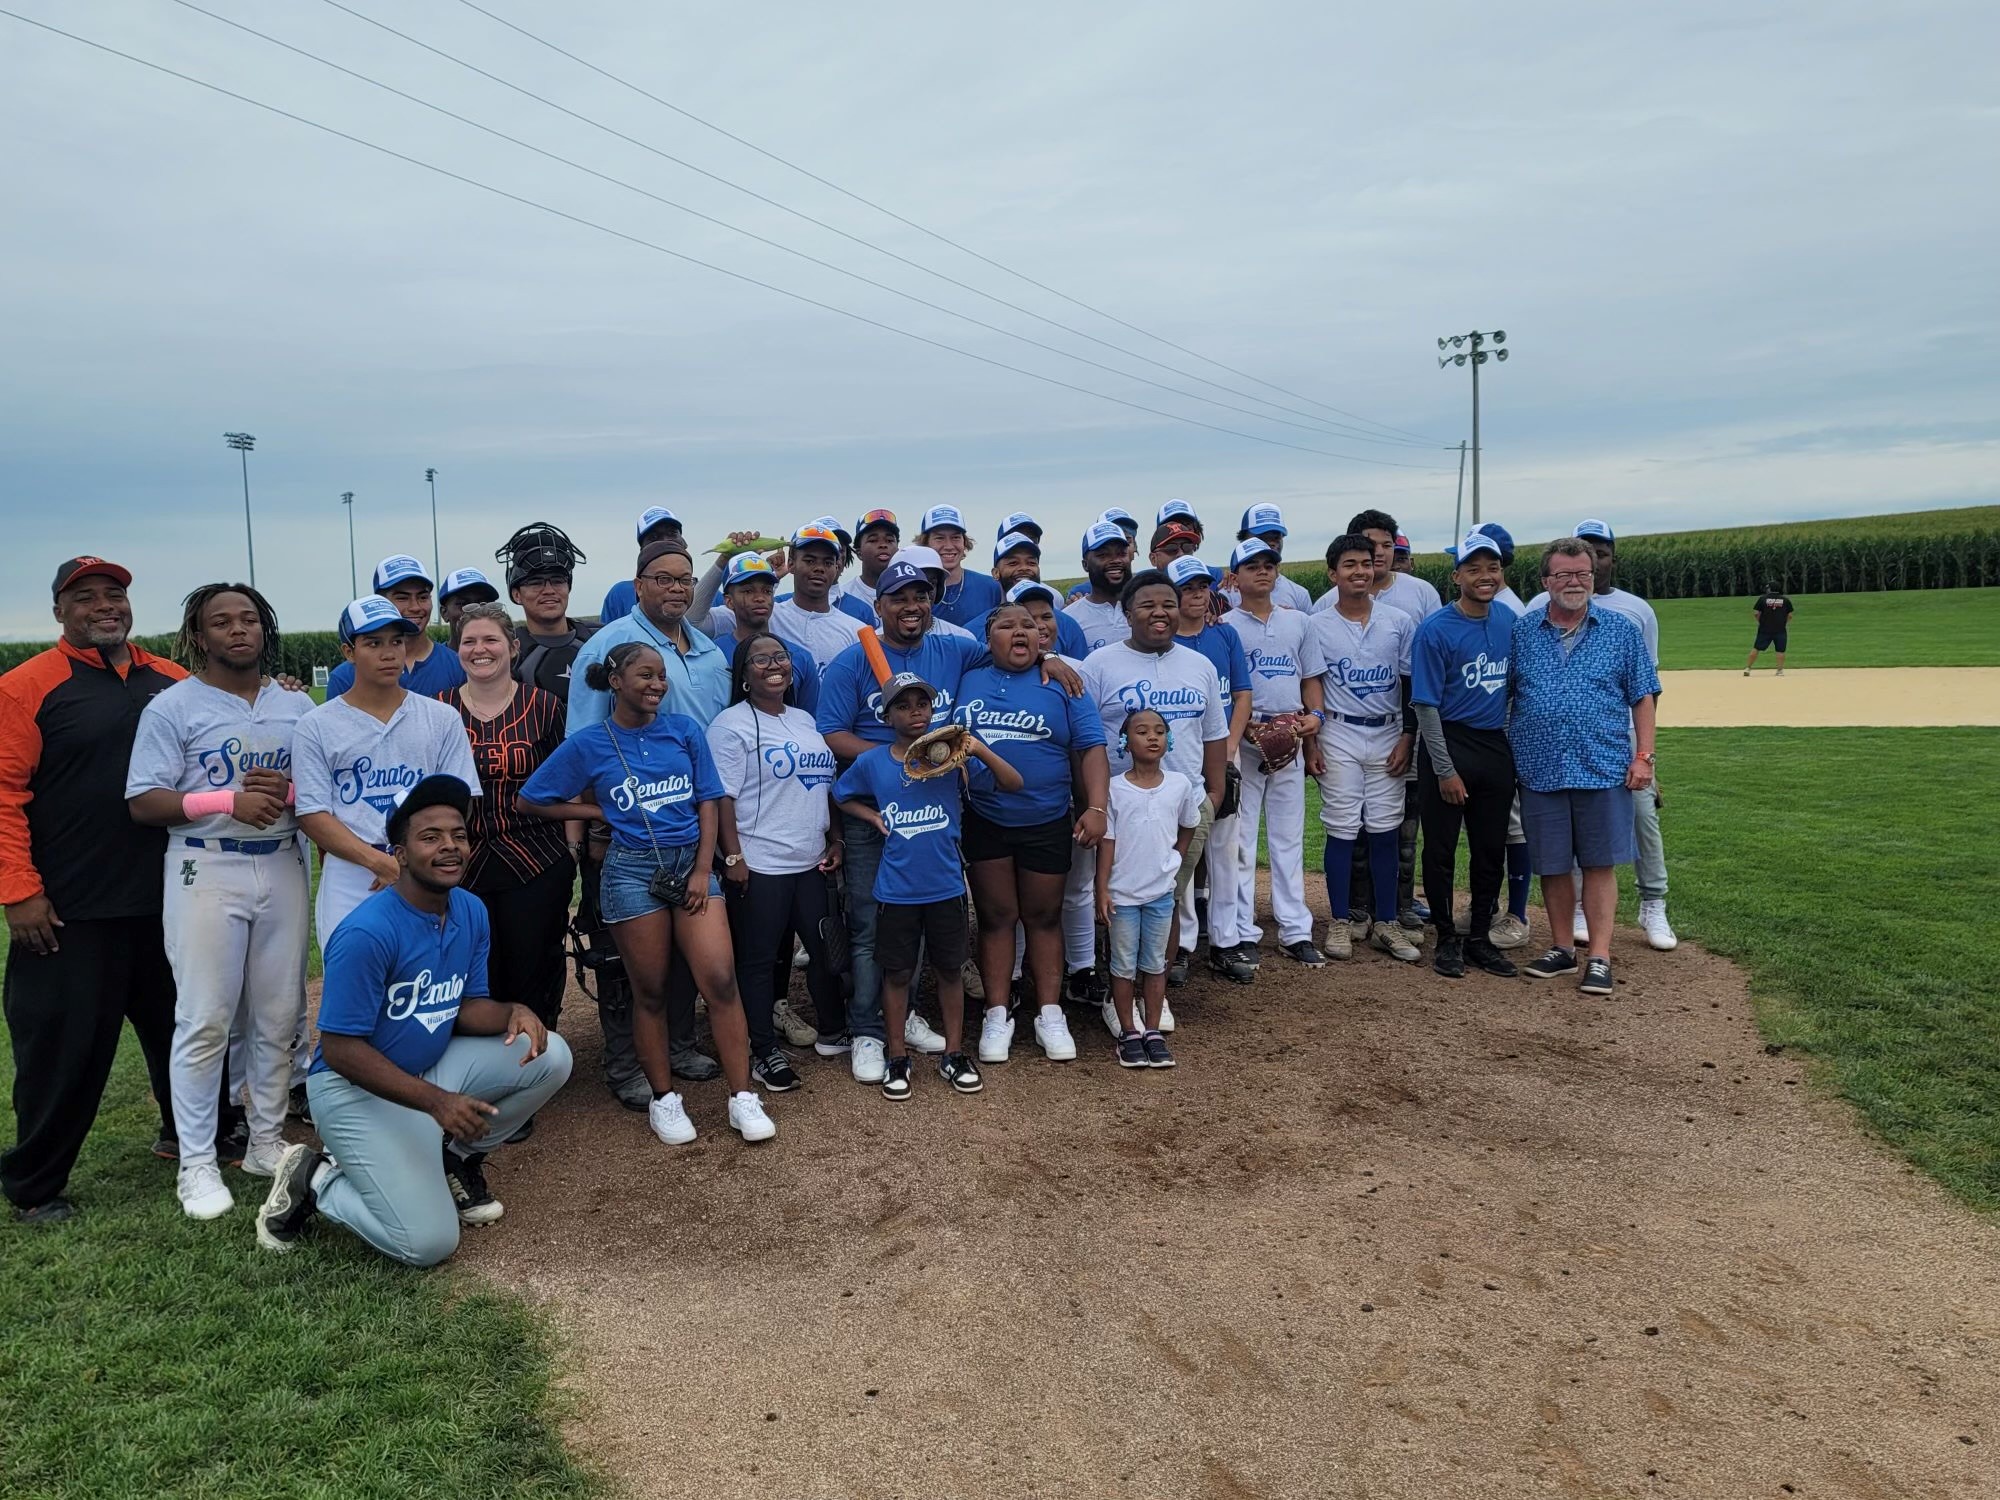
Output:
[476,857,575,1028]
[726,868,845,1054]
[1417,723,1516,939]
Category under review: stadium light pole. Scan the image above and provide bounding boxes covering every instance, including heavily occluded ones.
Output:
[425,467,440,583]
[1436,331,1508,525]
[224,432,257,587]
[340,491,357,598]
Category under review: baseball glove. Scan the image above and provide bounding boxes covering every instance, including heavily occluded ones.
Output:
[1247,715,1304,773]
[903,724,973,780]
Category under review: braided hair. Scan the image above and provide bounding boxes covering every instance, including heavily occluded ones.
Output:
[174,582,282,675]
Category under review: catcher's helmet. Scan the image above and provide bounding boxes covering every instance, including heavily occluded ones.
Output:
[496,522,586,591]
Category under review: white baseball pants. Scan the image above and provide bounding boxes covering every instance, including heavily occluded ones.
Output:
[1317,745,1405,838]
[1211,747,1311,948]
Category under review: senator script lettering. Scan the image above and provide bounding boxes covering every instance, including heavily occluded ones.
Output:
[198,736,293,786]
[385,967,466,1032]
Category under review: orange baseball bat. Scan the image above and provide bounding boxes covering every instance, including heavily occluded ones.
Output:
[859,627,892,687]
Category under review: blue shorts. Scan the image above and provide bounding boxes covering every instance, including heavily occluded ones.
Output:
[1108,893,1175,980]
[1519,786,1636,874]
[600,843,722,924]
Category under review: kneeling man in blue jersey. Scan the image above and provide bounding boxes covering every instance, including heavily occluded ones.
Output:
[255,775,572,1264]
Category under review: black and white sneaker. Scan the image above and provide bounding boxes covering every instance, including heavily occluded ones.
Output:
[443,1143,504,1226]
[1207,947,1255,984]
[1282,940,1325,969]
[1433,936,1466,979]
[752,1049,803,1093]
[1167,956,1189,987]
[1523,947,1579,981]
[1232,942,1264,968]
[881,1055,913,1102]
[938,1052,983,1094]
[1116,1032,1148,1069]
[287,1082,313,1125]
[1464,937,1519,978]
[812,1032,852,1059]
[1579,957,1615,996]
[255,1143,324,1252]
[1142,1031,1176,1069]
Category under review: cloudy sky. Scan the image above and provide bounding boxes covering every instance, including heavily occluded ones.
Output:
[1,0,1992,637]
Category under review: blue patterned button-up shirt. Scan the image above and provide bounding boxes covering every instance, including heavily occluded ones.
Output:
[1507,603,1661,792]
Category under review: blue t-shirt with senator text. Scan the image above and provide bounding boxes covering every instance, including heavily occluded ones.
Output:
[520,713,724,849]
[310,885,489,1078]
[833,744,966,904]
[815,629,987,750]
[325,642,467,701]
[955,662,1108,825]
[1411,602,1516,730]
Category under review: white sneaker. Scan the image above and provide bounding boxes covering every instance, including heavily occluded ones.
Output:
[1100,997,1123,1040]
[903,1012,948,1055]
[850,1035,888,1084]
[1033,1006,1078,1061]
[177,1162,234,1220]
[1158,995,1177,1033]
[727,1092,776,1142]
[240,1140,287,1178]
[772,998,817,1048]
[648,1092,697,1146]
[1572,903,1590,946]
[1370,925,1421,963]
[1639,898,1679,951]
[1323,923,1352,960]
[977,1008,1014,1064]
[1487,912,1531,949]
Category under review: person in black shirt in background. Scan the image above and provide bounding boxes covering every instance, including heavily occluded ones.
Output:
[499,524,599,699]
[1745,583,1794,676]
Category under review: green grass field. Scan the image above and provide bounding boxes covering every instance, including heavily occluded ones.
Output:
[1651,586,2000,669]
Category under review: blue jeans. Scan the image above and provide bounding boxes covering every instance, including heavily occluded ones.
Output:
[1108,893,1175,980]
[841,812,887,1043]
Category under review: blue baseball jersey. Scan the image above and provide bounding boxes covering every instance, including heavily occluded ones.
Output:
[1411,602,1516,729]
[833,744,966,904]
[933,569,1004,628]
[325,641,467,701]
[1177,622,1252,700]
[955,662,1107,825]
[311,885,489,1078]
[521,713,724,849]
[600,578,638,624]
[814,629,986,750]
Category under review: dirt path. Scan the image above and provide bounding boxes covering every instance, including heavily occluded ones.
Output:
[1659,667,2000,727]
[458,890,2000,1500]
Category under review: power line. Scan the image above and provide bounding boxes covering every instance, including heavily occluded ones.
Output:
[450,0,1447,447]
[161,0,1445,450]
[0,9,1449,471]
[305,0,1437,450]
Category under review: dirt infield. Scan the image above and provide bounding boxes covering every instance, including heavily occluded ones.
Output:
[1659,667,2000,727]
[458,892,2000,1500]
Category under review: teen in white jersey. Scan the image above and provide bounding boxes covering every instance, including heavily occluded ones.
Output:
[1212,541,1325,968]
[1306,535,1419,962]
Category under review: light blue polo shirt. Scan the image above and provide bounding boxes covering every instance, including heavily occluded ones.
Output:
[566,609,732,736]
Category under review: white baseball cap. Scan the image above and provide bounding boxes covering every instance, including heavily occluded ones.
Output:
[918,504,967,535]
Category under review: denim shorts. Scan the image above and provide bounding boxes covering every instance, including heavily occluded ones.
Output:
[1107,892,1176,980]
[600,843,721,924]
[1519,786,1636,875]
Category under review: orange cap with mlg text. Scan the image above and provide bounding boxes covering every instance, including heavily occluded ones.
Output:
[52,556,132,599]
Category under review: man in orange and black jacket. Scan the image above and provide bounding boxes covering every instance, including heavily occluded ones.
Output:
[0,557,187,1225]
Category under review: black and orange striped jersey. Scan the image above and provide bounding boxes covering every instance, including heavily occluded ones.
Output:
[439,683,570,891]
[0,638,188,919]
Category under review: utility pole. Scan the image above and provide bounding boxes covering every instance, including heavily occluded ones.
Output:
[1451,439,1468,543]
[340,491,357,597]
[425,467,440,582]
[1436,331,1508,525]
[224,432,257,586]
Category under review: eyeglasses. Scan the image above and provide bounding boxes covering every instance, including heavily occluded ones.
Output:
[639,572,694,588]
[745,653,789,670]
[1545,569,1593,584]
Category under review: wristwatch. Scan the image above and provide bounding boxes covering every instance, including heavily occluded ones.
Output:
[722,853,743,868]
[1636,751,1656,764]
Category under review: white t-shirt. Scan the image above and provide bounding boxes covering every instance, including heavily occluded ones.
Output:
[1080,641,1228,784]
[1494,584,1527,615]
[705,702,837,875]
[1317,572,1440,624]
[1063,596,1131,653]
[1106,769,1204,907]
[1221,606,1320,716]
[769,598,875,674]
[1524,586,1660,666]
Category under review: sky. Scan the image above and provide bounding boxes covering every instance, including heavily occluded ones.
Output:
[1,0,1994,637]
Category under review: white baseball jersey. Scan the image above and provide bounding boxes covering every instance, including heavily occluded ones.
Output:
[1221,606,1319,716]
[1064,596,1131,654]
[1317,571,1440,625]
[1305,602,1413,755]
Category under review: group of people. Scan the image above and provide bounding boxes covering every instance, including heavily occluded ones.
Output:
[0,496,1672,1267]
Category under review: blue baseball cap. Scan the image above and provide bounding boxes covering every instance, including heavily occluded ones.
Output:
[339,595,421,643]
[1475,521,1515,563]
[876,559,932,597]
[1082,520,1130,555]
[1574,518,1615,543]
[875,671,935,720]
[1156,499,1197,527]
[438,567,499,605]
[918,504,967,535]
[1451,529,1503,562]
[1229,538,1278,570]
[1005,579,1059,608]
[1238,503,1286,538]
[723,553,779,591]
[372,554,432,592]
[1098,507,1140,536]
[1166,555,1214,590]
[996,511,1043,541]
[636,506,681,540]
[993,529,1041,564]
